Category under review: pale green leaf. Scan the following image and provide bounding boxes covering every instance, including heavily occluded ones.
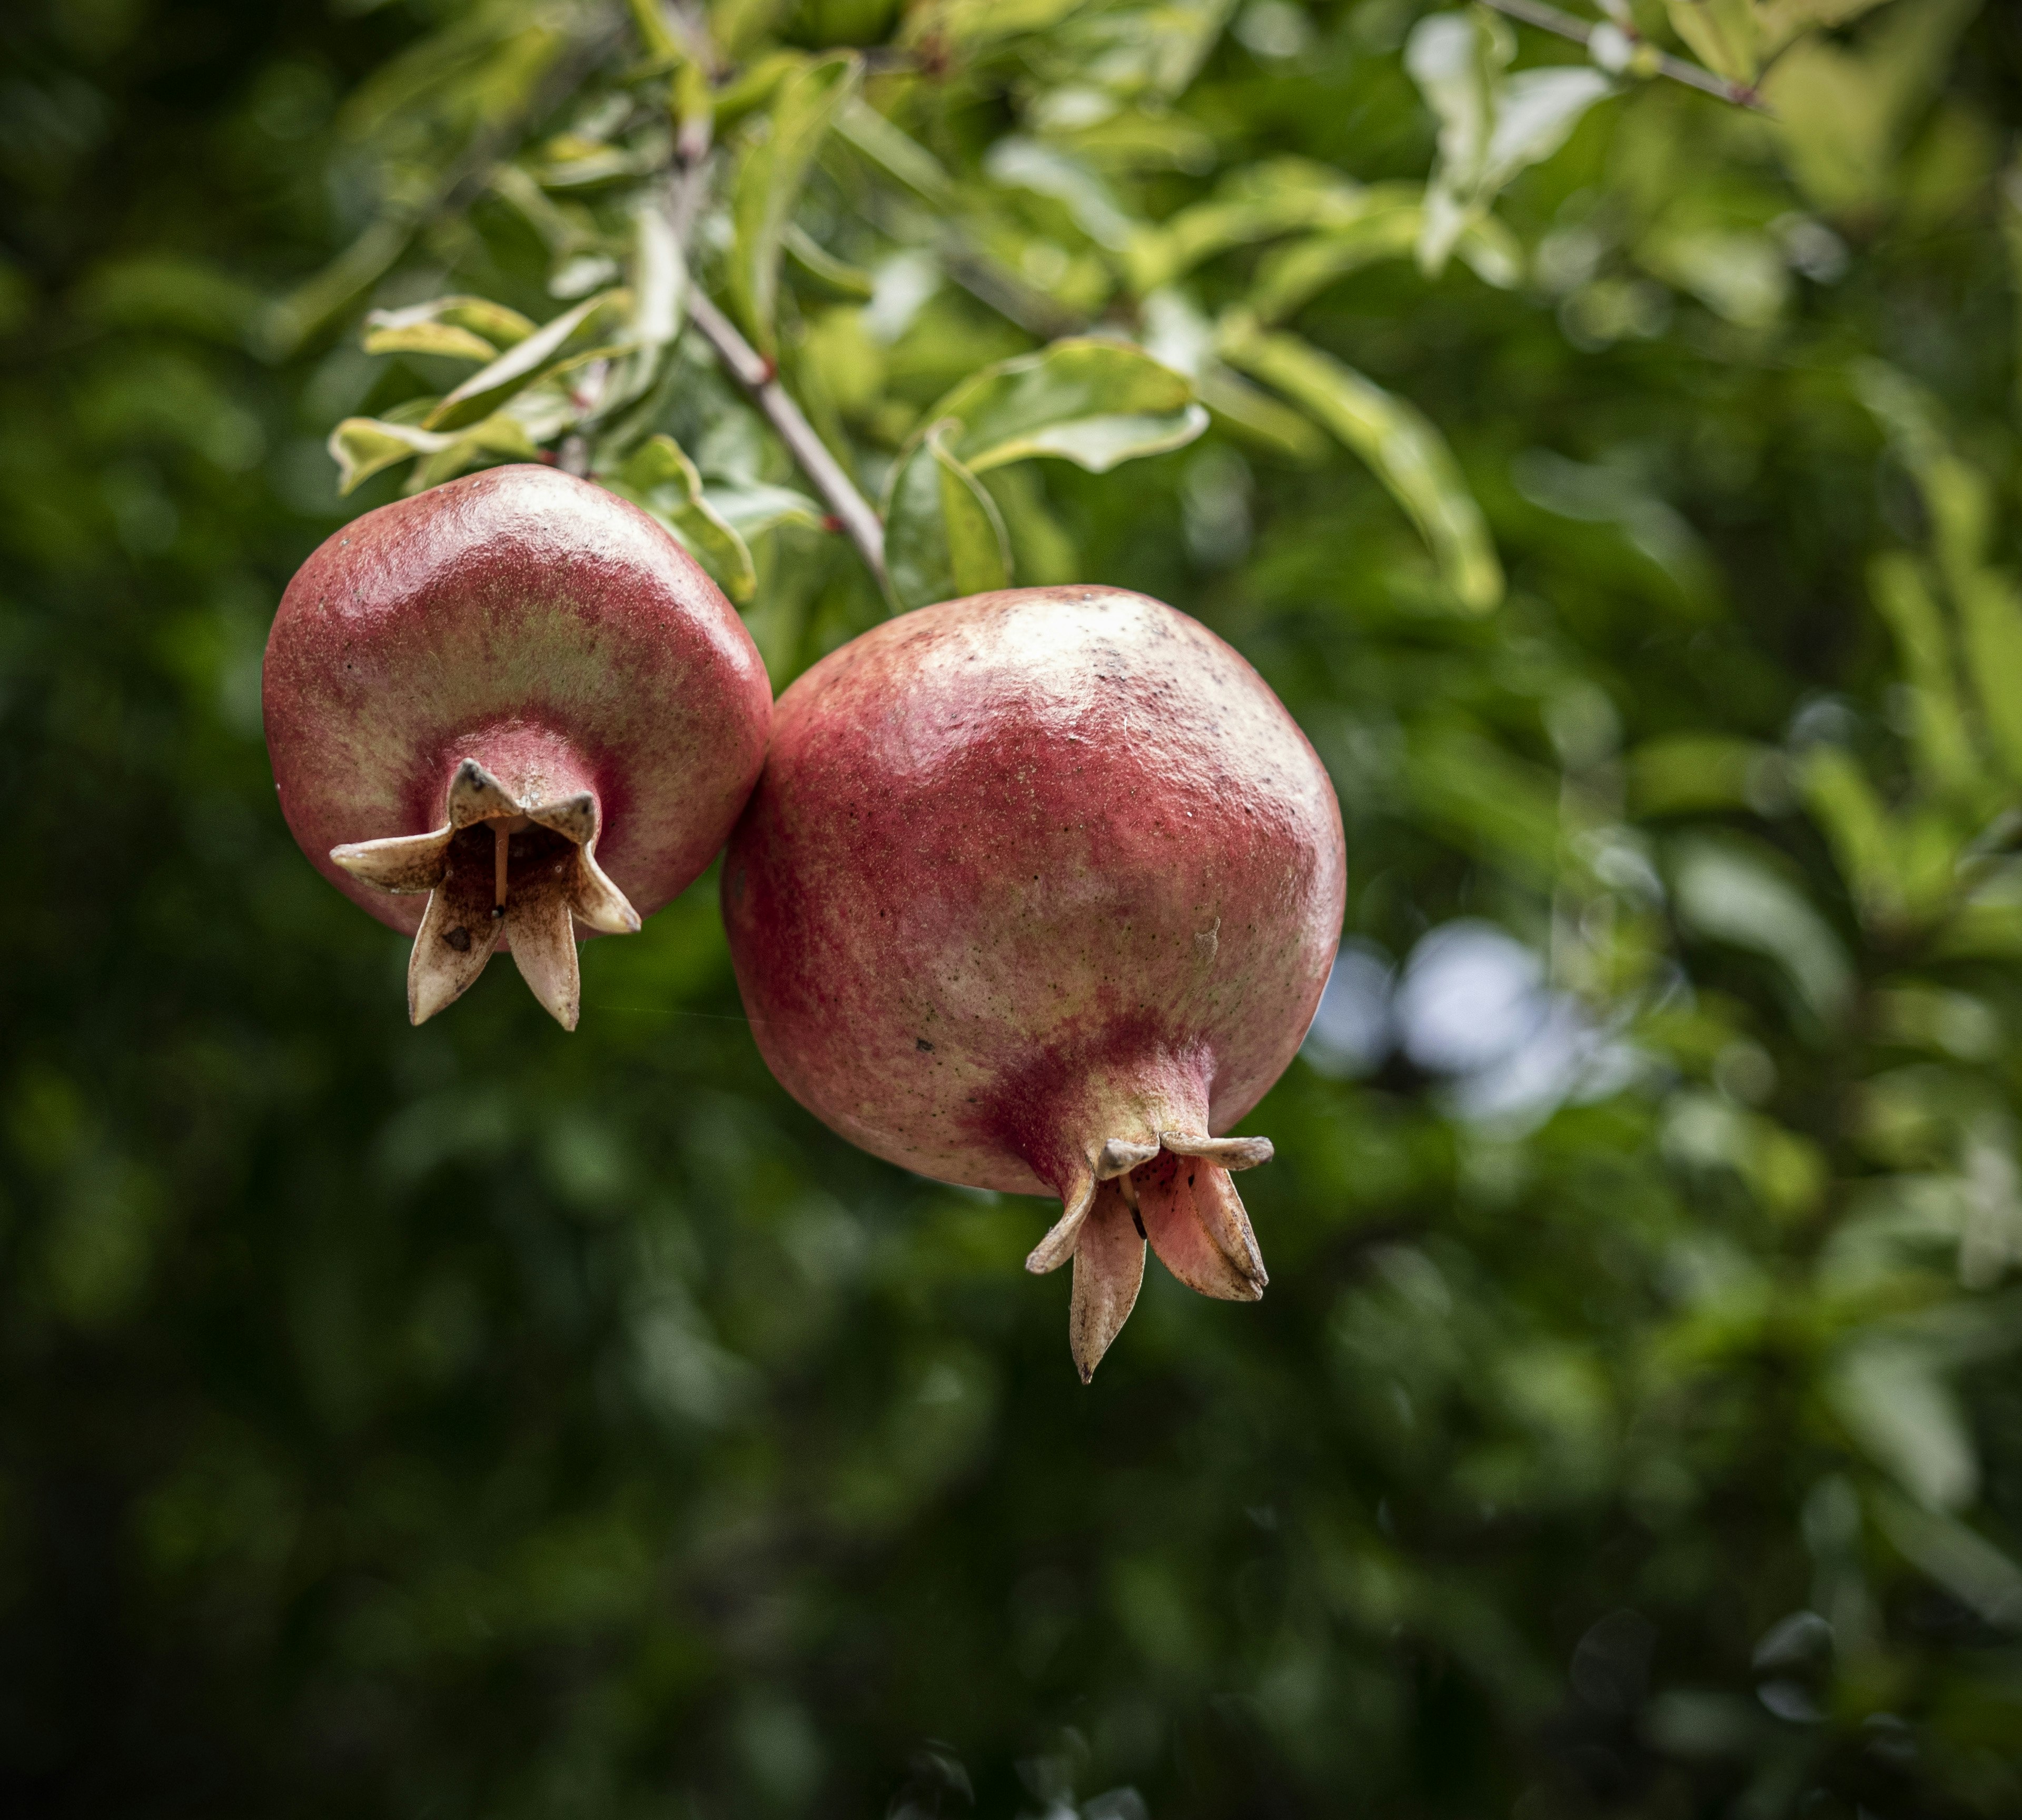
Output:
[608,434,758,602]
[1956,569,2022,790]
[1127,161,1384,293]
[835,98,956,205]
[1639,229,1788,328]
[1405,11,1504,205]
[1829,1347,1977,1510]
[426,290,632,431]
[1483,68,1614,189]
[705,481,828,541]
[1869,553,1979,801]
[728,52,862,355]
[1669,835,1854,1024]
[900,0,1087,57]
[1875,1493,2022,1627]
[631,199,687,347]
[1249,203,1423,321]
[1217,320,1502,611]
[1663,0,1759,84]
[1803,744,1914,928]
[407,413,540,492]
[1406,12,1611,275]
[984,138,1135,250]
[364,294,537,348]
[783,224,876,300]
[922,338,1205,474]
[1194,365,1329,462]
[362,321,500,362]
[1757,0,1895,59]
[328,417,452,496]
[1763,0,1979,212]
[884,421,1013,611]
[1053,0,1238,101]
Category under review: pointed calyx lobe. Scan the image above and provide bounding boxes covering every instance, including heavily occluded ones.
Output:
[1027,1108,1276,1384]
[721,586,1347,1381]
[332,754,638,1028]
[263,465,771,1028]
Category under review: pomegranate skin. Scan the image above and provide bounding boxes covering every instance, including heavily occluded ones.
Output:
[265,466,769,1026]
[722,586,1345,1370]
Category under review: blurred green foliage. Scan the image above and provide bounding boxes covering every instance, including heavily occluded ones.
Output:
[4,0,2022,1815]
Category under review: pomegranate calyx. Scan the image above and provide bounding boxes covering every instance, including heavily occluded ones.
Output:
[1023,1130,1274,1382]
[1157,1132,1274,1171]
[329,758,641,1031]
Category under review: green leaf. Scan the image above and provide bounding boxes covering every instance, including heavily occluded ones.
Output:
[900,0,1087,58]
[1627,736,1789,818]
[1955,568,2022,790]
[1218,320,1502,612]
[329,417,453,495]
[364,294,537,348]
[836,99,956,206]
[609,434,758,602]
[984,138,1135,250]
[1406,11,1611,275]
[1874,1493,2022,1625]
[362,321,499,362]
[1668,835,1854,1025]
[407,413,541,492]
[425,290,632,431]
[1663,0,1759,84]
[1127,161,1382,293]
[327,410,539,497]
[630,200,687,347]
[920,338,1206,474]
[1194,366,1329,462]
[1803,744,1916,928]
[1249,204,1423,321]
[706,481,828,541]
[1869,553,1980,802]
[1052,0,1238,101]
[782,224,876,301]
[883,421,1013,611]
[728,52,861,356]
[1763,0,1979,212]
[1829,1349,1977,1510]
[1757,0,1895,58]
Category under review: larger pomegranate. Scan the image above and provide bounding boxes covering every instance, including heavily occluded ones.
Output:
[265,464,770,1028]
[722,586,1345,1378]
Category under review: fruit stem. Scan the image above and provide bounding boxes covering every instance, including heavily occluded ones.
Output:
[493,822,509,914]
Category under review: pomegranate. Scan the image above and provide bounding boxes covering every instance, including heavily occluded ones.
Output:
[265,464,770,1027]
[722,586,1345,1378]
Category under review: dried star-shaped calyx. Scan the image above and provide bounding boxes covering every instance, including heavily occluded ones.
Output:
[331,758,640,1028]
[1024,1131,1275,1382]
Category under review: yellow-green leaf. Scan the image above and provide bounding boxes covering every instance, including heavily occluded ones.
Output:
[1218,320,1502,612]
[365,294,537,349]
[609,434,757,602]
[425,290,631,431]
[921,338,1206,474]
[363,321,499,362]
[728,52,861,356]
[883,420,1013,611]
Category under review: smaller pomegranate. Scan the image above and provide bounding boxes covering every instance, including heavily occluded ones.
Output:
[722,587,1345,1378]
[265,464,770,1027]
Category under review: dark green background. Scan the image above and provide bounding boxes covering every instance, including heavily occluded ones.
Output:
[4,1,2022,1815]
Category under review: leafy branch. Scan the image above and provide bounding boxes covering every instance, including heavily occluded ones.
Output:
[1476,0,1775,112]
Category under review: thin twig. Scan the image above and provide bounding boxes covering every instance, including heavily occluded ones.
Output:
[685,290,889,588]
[662,121,889,591]
[1477,0,1772,114]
